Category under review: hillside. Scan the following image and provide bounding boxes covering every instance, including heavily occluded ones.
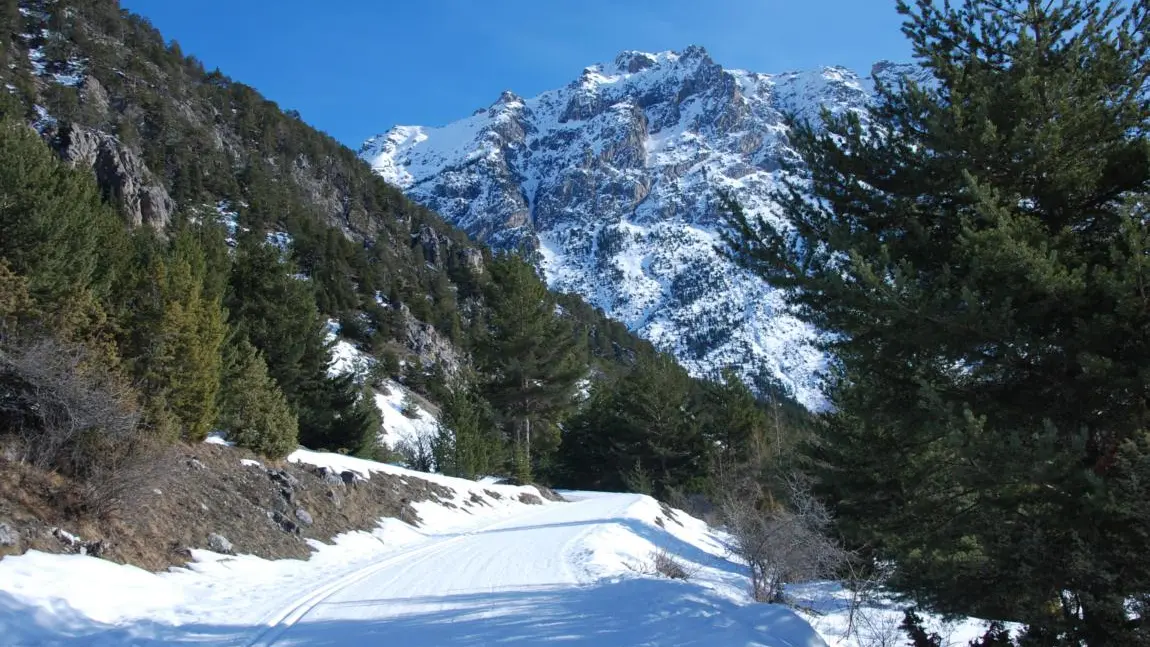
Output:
[360,48,924,408]
[0,0,811,556]
[0,0,667,376]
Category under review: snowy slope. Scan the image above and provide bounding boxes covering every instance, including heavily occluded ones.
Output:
[324,323,440,460]
[0,449,830,646]
[362,48,922,409]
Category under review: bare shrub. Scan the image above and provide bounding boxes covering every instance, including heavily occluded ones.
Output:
[840,556,897,645]
[396,433,434,472]
[720,474,848,603]
[851,606,906,647]
[652,547,692,580]
[626,547,696,580]
[0,337,165,517]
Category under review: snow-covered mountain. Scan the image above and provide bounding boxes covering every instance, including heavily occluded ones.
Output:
[361,47,912,409]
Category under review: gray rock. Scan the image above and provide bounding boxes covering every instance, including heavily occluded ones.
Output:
[186,458,206,470]
[53,123,175,229]
[207,533,233,554]
[314,467,344,487]
[295,508,314,526]
[81,540,106,557]
[0,523,18,547]
[270,511,299,535]
[269,469,300,490]
[400,305,463,377]
[460,247,484,275]
[78,76,109,119]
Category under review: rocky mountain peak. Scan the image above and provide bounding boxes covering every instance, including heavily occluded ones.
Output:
[613,50,657,74]
[361,51,898,409]
[492,90,524,108]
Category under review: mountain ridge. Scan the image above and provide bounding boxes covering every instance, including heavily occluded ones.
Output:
[361,46,916,408]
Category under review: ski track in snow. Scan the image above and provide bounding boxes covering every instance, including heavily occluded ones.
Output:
[0,464,833,646]
[243,492,829,647]
[0,446,989,646]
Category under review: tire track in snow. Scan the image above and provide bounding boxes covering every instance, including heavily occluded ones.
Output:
[244,501,571,647]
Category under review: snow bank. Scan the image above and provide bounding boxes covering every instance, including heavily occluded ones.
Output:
[0,450,992,646]
[0,447,554,646]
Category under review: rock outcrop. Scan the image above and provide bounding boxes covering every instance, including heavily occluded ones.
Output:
[52,123,175,229]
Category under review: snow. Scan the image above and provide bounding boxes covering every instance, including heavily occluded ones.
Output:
[321,323,441,458]
[326,338,371,380]
[265,231,293,254]
[215,201,242,247]
[359,46,854,409]
[0,439,995,646]
[203,431,235,447]
[373,382,439,455]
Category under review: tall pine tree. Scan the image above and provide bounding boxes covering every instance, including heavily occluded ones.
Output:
[724,1,1150,644]
[218,336,299,459]
[477,255,584,480]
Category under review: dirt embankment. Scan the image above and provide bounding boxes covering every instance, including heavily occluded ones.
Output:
[0,443,539,571]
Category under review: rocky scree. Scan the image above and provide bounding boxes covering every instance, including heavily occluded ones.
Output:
[0,443,547,571]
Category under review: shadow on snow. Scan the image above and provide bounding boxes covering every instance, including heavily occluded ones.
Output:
[1,576,825,647]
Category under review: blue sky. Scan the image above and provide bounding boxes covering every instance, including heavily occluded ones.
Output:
[119,1,913,147]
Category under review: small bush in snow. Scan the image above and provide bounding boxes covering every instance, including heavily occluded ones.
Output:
[652,547,691,580]
[628,547,695,581]
[720,474,848,604]
[399,393,421,419]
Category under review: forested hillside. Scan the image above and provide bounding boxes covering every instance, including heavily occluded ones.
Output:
[0,0,805,533]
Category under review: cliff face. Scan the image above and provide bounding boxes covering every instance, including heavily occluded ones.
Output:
[363,48,912,407]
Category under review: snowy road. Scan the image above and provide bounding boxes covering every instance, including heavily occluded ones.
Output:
[243,491,826,647]
[249,492,639,646]
[1,450,836,646]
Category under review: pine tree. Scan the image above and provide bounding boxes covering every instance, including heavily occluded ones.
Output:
[724,2,1150,643]
[218,337,299,460]
[147,255,226,442]
[477,255,584,479]
[557,354,707,495]
[701,368,772,468]
[226,231,331,409]
[612,354,707,494]
[433,381,502,480]
[0,120,125,306]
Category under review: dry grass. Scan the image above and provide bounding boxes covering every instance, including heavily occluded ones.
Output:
[0,441,466,571]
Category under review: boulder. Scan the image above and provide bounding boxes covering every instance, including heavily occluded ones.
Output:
[295,508,314,527]
[0,523,18,547]
[207,533,233,554]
